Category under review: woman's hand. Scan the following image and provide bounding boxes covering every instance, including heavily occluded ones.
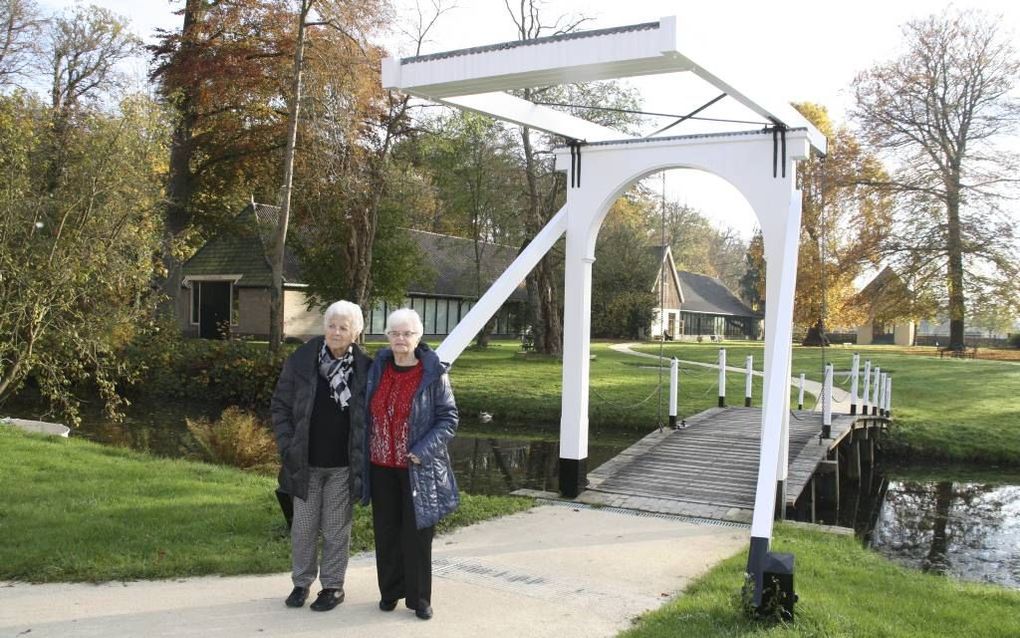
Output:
[407,453,421,465]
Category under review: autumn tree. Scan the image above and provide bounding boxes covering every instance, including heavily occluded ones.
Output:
[591,196,659,338]
[852,8,1020,350]
[794,102,894,344]
[291,0,444,319]
[150,0,296,310]
[0,92,168,423]
[739,229,765,312]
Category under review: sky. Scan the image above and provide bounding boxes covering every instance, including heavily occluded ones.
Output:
[38,0,1020,240]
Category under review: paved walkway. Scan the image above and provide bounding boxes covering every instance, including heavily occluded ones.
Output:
[0,504,747,638]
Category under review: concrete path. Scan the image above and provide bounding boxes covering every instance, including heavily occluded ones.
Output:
[0,504,747,638]
[610,343,853,413]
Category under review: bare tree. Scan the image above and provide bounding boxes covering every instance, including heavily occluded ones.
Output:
[0,0,43,88]
[47,4,141,112]
[852,8,1020,350]
[504,0,589,356]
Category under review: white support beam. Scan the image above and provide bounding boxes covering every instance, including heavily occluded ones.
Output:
[440,92,628,143]
[436,205,568,365]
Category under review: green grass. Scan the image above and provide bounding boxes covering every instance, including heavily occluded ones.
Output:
[632,342,1020,465]
[622,523,1020,638]
[0,427,532,583]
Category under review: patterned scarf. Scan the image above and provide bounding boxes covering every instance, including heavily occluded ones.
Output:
[318,341,353,409]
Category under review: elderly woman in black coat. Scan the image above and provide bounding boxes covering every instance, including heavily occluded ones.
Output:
[271,300,371,612]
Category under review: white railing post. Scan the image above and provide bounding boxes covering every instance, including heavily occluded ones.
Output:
[861,359,872,415]
[849,353,860,416]
[745,355,753,407]
[871,366,881,416]
[718,348,727,408]
[669,357,681,429]
[879,372,888,417]
[822,363,833,438]
[885,377,893,417]
[797,373,805,410]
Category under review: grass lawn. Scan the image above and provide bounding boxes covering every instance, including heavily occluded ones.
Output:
[633,342,1020,466]
[622,523,1020,638]
[0,427,532,583]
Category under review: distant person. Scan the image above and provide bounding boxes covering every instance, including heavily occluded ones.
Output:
[363,308,459,621]
[271,300,371,612]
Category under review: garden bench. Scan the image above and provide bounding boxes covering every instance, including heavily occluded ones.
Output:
[938,346,977,359]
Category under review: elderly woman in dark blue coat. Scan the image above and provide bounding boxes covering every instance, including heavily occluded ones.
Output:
[271,300,371,612]
[363,307,459,621]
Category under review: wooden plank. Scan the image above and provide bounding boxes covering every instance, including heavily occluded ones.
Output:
[587,407,865,520]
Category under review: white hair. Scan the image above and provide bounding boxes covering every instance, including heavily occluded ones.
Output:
[386,307,423,336]
[323,300,364,337]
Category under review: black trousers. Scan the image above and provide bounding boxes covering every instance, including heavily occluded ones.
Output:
[370,464,434,609]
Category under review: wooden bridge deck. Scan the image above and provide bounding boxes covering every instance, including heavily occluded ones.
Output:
[578,407,861,522]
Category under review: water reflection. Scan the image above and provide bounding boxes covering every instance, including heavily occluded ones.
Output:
[450,436,621,496]
[870,481,1020,588]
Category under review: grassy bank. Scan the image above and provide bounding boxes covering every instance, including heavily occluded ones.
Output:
[0,427,532,583]
[623,523,1020,638]
[633,342,1020,465]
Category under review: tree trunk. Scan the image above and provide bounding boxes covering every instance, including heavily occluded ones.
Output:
[802,319,830,347]
[520,123,561,355]
[269,0,311,353]
[158,0,202,318]
[946,181,966,350]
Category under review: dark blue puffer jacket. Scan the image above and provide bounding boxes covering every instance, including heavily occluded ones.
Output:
[362,342,460,529]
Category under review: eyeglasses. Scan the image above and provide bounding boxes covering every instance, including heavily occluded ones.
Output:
[386,330,418,339]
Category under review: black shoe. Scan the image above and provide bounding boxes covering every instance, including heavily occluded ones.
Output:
[415,604,433,620]
[285,586,308,608]
[379,599,398,612]
[309,588,344,612]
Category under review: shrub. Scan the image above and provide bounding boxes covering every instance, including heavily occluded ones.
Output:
[186,406,278,474]
[122,321,288,408]
[1010,334,1020,348]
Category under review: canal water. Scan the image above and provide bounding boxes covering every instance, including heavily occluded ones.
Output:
[6,397,1017,590]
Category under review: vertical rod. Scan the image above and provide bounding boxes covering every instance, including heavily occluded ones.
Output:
[744,355,753,407]
[861,359,872,415]
[718,347,726,408]
[879,372,887,417]
[849,353,860,415]
[669,357,679,428]
[871,366,881,416]
[886,376,892,418]
[797,373,805,410]
[822,363,833,437]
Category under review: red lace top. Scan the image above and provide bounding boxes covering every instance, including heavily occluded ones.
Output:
[369,361,424,468]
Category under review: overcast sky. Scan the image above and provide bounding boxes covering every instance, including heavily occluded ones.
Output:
[37,0,1020,240]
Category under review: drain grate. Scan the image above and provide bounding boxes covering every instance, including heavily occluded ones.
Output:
[537,498,750,529]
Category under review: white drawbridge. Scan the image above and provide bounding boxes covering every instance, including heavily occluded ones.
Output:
[382,16,825,602]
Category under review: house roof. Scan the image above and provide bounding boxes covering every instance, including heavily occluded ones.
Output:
[407,230,528,301]
[676,270,759,318]
[182,203,526,301]
[856,266,905,300]
[181,203,300,288]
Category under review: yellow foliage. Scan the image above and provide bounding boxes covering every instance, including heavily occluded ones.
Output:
[186,407,278,474]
